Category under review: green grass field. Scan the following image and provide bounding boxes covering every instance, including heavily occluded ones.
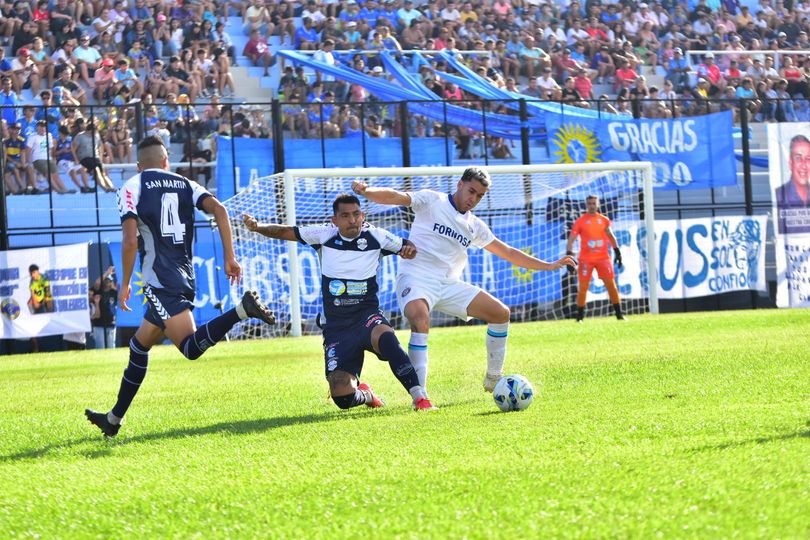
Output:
[1,309,808,538]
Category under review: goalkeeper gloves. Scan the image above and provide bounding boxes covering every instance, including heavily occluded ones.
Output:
[613,247,623,269]
[566,250,576,275]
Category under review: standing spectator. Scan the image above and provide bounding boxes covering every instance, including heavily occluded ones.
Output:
[91,266,117,349]
[55,125,91,192]
[4,122,31,194]
[0,75,20,128]
[72,118,116,193]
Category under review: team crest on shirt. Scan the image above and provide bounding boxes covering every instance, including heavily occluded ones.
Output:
[401,287,411,298]
[356,238,367,250]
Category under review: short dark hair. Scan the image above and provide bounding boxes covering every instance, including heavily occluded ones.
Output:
[460,166,490,187]
[29,264,39,273]
[332,193,361,215]
[138,135,165,152]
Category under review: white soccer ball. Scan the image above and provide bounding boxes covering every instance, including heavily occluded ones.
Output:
[492,374,535,412]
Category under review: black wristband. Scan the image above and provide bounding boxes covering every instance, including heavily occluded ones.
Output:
[566,250,575,256]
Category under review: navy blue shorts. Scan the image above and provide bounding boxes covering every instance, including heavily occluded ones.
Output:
[322,310,390,379]
[142,285,195,330]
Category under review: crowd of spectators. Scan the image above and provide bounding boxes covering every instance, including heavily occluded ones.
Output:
[3,0,810,187]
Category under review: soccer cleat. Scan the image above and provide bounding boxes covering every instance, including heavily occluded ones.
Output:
[358,383,385,407]
[616,314,627,321]
[84,409,120,437]
[413,397,438,411]
[483,373,501,393]
[240,290,276,325]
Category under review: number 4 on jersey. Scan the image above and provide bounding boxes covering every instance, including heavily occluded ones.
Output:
[161,193,185,243]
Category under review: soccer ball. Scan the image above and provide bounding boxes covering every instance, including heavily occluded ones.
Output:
[492,374,535,412]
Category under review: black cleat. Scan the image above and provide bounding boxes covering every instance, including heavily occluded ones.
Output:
[241,290,276,325]
[85,409,120,437]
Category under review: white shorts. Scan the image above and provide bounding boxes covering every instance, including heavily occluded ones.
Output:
[57,160,82,174]
[396,273,482,321]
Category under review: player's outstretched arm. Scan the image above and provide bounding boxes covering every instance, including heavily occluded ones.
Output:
[242,213,297,241]
[485,238,577,271]
[351,180,412,206]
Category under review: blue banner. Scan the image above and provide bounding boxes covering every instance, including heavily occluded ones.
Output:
[216,136,451,201]
[545,110,737,190]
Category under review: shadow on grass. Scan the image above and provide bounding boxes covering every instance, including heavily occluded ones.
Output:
[1,410,349,462]
[690,427,810,453]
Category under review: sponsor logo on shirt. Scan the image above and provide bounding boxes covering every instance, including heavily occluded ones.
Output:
[329,279,346,296]
[346,281,367,296]
[432,223,471,247]
[401,287,411,297]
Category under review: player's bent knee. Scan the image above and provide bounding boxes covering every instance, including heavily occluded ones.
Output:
[493,304,511,324]
[332,393,357,409]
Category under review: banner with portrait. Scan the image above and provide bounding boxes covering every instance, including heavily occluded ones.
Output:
[545,110,737,190]
[0,243,91,339]
[767,123,810,308]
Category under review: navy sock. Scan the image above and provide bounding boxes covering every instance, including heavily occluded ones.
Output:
[179,308,240,360]
[377,331,420,392]
[111,337,151,419]
[332,391,368,409]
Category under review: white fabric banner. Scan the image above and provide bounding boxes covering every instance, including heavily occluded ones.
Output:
[0,243,91,339]
[767,122,810,308]
[586,216,767,300]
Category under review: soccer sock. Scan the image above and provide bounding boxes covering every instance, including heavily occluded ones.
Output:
[409,386,427,401]
[332,390,369,409]
[110,337,151,420]
[612,303,624,318]
[408,332,429,388]
[376,331,421,393]
[179,308,241,360]
[486,322,509,378]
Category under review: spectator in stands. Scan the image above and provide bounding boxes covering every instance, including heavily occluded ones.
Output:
[0,75,19,128]
[520,36,550,79]
[166,55,199,103]
[696,52,726,96]
[243,28,275,77]
[295,17,320,51]
[93,57,116,101]
[72,118,116,193]
[573,68,594,101]
[4,122,31,195]
[780,56,810,99]
[665,47,690,91]
[590,45,615,84]
[538,67,562,100]
[26,120,74,194]
[55,125,91,192]
[72,35,102,88]
[113,58,143,98]
[10,47,40,96]
[775,79,799,122]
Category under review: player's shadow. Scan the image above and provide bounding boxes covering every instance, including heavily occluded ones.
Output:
[689,427,810,453]
[0,411,350,462]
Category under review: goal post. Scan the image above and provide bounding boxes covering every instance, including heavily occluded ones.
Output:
[223,162,658,339]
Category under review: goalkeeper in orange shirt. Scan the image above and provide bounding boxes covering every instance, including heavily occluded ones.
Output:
[566,195,625,322]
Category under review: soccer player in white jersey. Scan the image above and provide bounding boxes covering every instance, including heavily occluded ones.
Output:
[352,167,577,392]
[242,193,436,410]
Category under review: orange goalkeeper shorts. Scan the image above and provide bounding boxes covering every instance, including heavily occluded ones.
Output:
[578,258,614,281]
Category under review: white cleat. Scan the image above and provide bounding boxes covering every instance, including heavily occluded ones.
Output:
[483,373,501,393]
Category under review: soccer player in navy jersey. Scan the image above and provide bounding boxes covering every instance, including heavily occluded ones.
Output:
[85,136,277,437]
[242,193,436,410]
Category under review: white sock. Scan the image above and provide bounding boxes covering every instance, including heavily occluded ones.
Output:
[409,385,427,401]
[107,411,122,425]
[486,322,509,378]
[235,301,248,320]
[409,332,429,388]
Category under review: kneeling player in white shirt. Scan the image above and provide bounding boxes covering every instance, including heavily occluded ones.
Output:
[352,167,576,392]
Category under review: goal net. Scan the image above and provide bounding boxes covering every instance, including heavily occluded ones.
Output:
[223,163,658,339]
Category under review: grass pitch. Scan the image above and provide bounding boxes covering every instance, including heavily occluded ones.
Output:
[1,309,808,538]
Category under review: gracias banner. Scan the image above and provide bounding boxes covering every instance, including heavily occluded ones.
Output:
[545,110,737,190]
[767,122,810,308]
[0,243,91,339]
[584,215,767,300]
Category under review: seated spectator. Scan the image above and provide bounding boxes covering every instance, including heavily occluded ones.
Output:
[696,53,726,96]
[243,29,275,77]
[113,58,143,98]
[10,47,40,96]
[665,48,690,92]
[93,58,117,102]
[242,0,272,36]
[573,68,594,101]
[295,17,320,51]
[538,67,562,100]
[53,67,87,105]
[4,122,32,194]
[590,45,615,84]
[26,120,74,194]
[72,35,102,88]
[520,36,550,79]
[522,76,544,98]
[166,55,199,103]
